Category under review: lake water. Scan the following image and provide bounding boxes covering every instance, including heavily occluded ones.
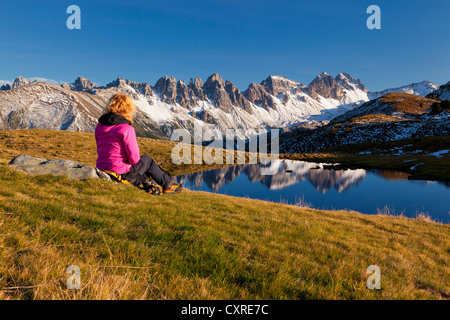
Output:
[175,160,450,223]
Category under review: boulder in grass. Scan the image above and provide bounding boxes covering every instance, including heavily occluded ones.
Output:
[8,154,111,181]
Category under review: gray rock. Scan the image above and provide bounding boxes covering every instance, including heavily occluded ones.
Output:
[261,75,305,97]
[71,77,96,93]
[60,82,72,90]
[308,72,344,100]
[153,75,178,104]
[225,80,252,113]
[8,155,110,180]
[188,77,205,101]
[176,80,193,108]
[243,82,275,109]
[0,83,11,91]
[11,76,32,90]
[106,77,154,100]
[335,73,367,92]
[203,73,234,112]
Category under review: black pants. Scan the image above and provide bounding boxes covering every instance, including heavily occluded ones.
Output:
[122,155,172,188]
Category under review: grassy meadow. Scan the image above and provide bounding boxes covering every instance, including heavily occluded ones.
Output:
[0,129,448,299]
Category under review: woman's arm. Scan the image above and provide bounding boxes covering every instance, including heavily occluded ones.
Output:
[123,126,141,165]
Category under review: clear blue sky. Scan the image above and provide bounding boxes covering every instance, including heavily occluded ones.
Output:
[1,0,449,91]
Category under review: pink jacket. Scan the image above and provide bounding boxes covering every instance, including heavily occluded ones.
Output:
[95,113,140,174]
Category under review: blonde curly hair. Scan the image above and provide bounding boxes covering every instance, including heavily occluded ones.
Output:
[105,94,135,123]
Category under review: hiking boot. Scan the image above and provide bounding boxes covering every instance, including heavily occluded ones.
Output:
[163,182,183,194]
[142,181,161,196]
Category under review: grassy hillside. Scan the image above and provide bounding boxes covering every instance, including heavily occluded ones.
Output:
[0,129,449,300]
[0,129,231,176]
[378,92,434,115]
[331,93,437,125]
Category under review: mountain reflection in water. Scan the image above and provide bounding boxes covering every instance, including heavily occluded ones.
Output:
[175,160,450,223]
[177,160,366,193]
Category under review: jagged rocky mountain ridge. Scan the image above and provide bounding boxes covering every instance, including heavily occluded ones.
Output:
[0,73,439,140]
[0,76,33,91]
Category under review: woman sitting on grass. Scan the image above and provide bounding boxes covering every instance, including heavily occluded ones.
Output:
[95,93,182,195]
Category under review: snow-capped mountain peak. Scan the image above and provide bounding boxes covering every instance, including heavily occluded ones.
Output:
[427,81,450,100]
[335,73,367,92]
[0,74,443,140]
[368,81,439,100]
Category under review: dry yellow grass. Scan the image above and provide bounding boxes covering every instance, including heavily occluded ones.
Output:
[379,93,436,115]
[0,129,449,300]
[0,129,232,176]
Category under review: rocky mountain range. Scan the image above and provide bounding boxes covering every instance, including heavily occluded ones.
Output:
[0,73,441,141]
[0,76,33,91]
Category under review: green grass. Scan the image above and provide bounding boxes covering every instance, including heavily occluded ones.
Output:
[0,129,449,299]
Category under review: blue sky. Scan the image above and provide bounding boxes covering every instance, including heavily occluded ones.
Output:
[1,0,449,91]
